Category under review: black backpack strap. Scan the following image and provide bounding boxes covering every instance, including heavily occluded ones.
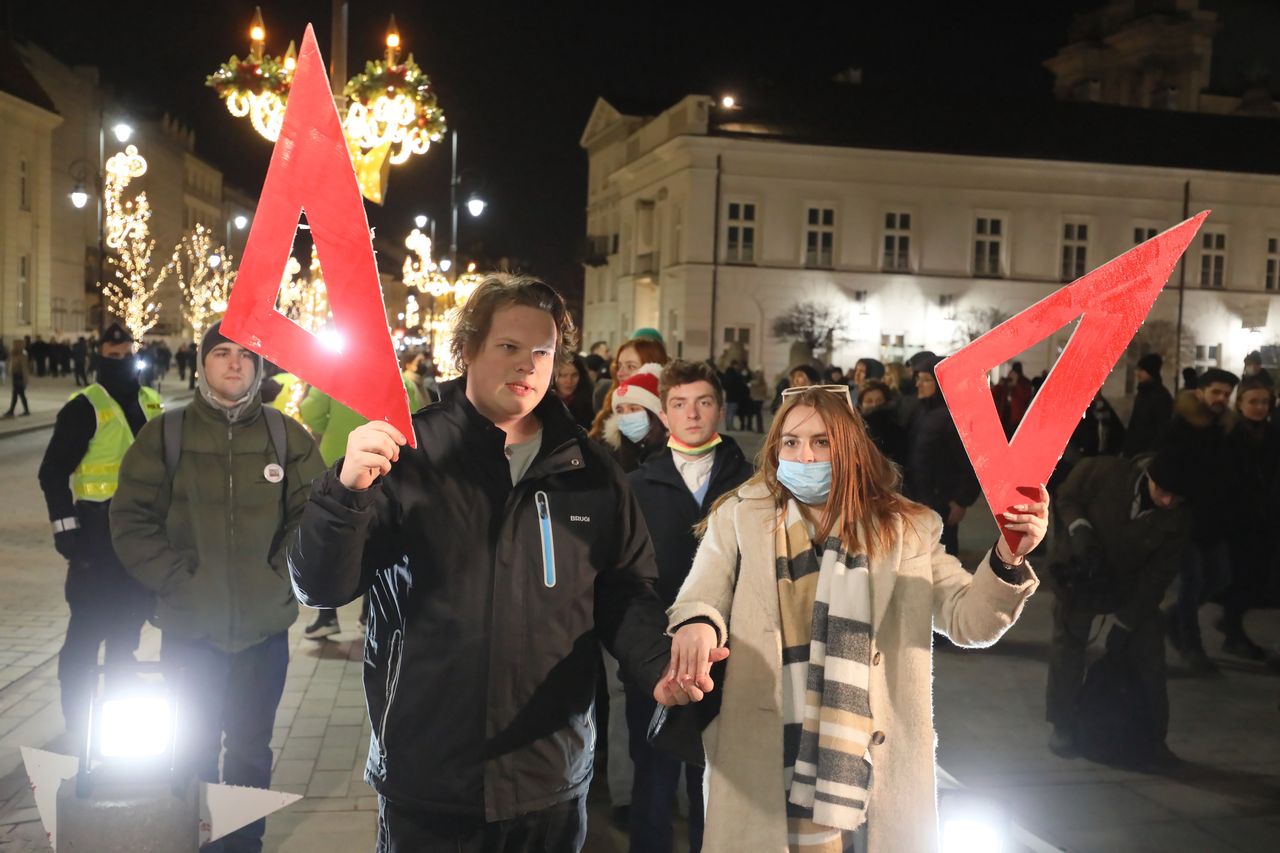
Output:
[263,406,288,470]
[162,408,185,481]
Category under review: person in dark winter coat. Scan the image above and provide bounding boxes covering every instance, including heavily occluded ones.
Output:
[771,363,821,414]
[625,360,754,853]
[600,363,670,472]
[857,380,906,468]
[1220,377,1279,661]
[1159,367,1239,675]
[37,324,162,739]
[554,354,596,429]
[287,275,678,852]
[720,360,751,430]
[1124,353,1173,458]
[1045,448,1192,770]
[1242,350,1274,389]
[904,356,980,555]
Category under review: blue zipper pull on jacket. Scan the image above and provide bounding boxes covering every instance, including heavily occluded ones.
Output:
[534,490,556,588]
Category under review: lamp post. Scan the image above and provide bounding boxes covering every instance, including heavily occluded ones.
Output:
[68,118,134,332]
[448,131,486,280]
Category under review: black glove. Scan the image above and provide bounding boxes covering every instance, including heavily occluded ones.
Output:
[54,528,83,561]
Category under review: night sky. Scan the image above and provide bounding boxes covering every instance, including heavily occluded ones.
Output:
[11,0,1106,301]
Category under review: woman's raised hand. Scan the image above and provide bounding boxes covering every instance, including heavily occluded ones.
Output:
[998,484,1051,561]
[654,622,731,707]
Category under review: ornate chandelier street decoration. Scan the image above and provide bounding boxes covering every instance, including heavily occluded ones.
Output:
[401,230,485,379]
[402,229,451,297]
[207,9,445,200]
[101,144,165,346]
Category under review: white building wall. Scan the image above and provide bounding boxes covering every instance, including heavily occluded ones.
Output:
[582,105,1280,402]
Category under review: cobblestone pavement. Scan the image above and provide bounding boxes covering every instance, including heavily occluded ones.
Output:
[1,421,1277,851]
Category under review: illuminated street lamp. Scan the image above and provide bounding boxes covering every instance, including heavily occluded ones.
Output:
[465,196,487,218]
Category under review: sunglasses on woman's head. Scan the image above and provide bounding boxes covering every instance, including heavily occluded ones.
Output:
[780,384,855,410]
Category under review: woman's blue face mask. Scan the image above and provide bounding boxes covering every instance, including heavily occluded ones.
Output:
[616,410,652,443]
[776,459,832,504]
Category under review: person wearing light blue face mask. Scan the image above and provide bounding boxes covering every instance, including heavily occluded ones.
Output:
[600,362,669,474]
[656,385,1052,853]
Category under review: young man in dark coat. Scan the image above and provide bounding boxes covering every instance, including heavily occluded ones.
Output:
[1123,353,1173,458]
[1045,448,1192,770]
[287,275,692,853]
[625,360,754,853]
[1159,367,1239,675]
[904,356,980,556]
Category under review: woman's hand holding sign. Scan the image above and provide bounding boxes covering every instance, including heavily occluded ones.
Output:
[339,421,407,491]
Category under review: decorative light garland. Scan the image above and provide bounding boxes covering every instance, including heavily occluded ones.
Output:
[207,11,445,174]
[276,247,330,333]
[402,229,451,297]
[101,145,163,347]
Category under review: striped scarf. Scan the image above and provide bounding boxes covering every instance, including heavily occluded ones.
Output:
[775,500,874,851]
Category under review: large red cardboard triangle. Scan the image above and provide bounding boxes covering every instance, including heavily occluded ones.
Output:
[220,24,415,446]
[935,212,1208,551]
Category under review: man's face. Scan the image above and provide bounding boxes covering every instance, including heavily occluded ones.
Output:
[660,380,721,447]
[1147,476,1182,510]
[100,342,132,361]
[916,372,937,399]
[464,305,557,425]
[204,343,256,402]
[1196,381,1234,415]
[1238,388,1272,423]
[789,370,811,388]
[593,343,611,360]
[1244,361,1259,376]
[1135,368,1151,385]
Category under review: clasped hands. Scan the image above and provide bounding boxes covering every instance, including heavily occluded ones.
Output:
[653,622,731,707]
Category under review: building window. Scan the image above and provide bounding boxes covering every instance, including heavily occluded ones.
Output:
[1061,221,1088,281]
[17,256,31,325]
[1134,226,1157,244]
[882,212,911,271]
[973,216,1003,277]
[1194,343,1220,372]
[1267,238,1280,292]
[1199,231,1226,288]
[880,331,907,364]
[723,326,751,345]
[804,207,835,268]
[725,202,756,264]
[19,160,30,211]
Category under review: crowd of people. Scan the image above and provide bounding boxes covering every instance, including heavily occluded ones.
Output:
[29,277,1277,852]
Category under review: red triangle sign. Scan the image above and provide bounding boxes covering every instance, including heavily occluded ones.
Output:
[220,24,415,446]
[935,211,1208,551]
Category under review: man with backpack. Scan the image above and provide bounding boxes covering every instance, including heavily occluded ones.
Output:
[110,321,323,853]
[1044,447,1191,772]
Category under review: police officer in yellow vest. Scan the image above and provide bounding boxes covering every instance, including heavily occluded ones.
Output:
[36,323,161,736]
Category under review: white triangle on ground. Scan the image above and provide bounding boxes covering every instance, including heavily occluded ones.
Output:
[20,747,80,852]
[20,748,301,849]
[202,781,302,844]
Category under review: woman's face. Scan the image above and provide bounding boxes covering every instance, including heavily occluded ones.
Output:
[860,389,887,413]
[555,364,579,397]
[778,405,832,463]
[614,402,646,415]
[852,362,866,386]
[1238,388,1272,423]
[615,346,643,383]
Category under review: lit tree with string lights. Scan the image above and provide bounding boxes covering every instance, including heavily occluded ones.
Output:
[172,224,236,342]
[276,247,330,333]
[101,144,166,347]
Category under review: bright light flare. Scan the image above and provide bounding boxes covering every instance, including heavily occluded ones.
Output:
[112,122,134,143]
[234,214,249,230]
[99,695,173,758]
[466,197,487,218]
[70,189,89,209]
[319,328,344,352]
[941,818,1005,853]
[720,95,736,109]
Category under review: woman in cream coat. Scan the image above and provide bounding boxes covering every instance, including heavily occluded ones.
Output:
[656,386,1047,852]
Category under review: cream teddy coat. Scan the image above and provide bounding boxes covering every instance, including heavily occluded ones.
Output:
[667,482,1038,852]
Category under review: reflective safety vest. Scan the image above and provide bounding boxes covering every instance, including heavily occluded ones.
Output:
[69,384,164,502]
[271,373,305,422]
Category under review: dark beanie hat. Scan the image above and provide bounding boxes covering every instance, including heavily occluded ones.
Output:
[907,351,937,370]
[201,321,262,371]
[862,358,886,380]
[914,355,944,377]
[1137,353,1163,375]
[1147,446,1193,497]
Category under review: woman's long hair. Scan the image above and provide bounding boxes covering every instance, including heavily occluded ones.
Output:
[560,355,597,428]
[588,337,670,439]
[700,386,915,558]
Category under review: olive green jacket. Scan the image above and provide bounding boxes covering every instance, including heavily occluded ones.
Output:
[111,393,324,652]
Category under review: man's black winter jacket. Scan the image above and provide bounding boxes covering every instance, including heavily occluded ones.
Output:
[287,379,671,821]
